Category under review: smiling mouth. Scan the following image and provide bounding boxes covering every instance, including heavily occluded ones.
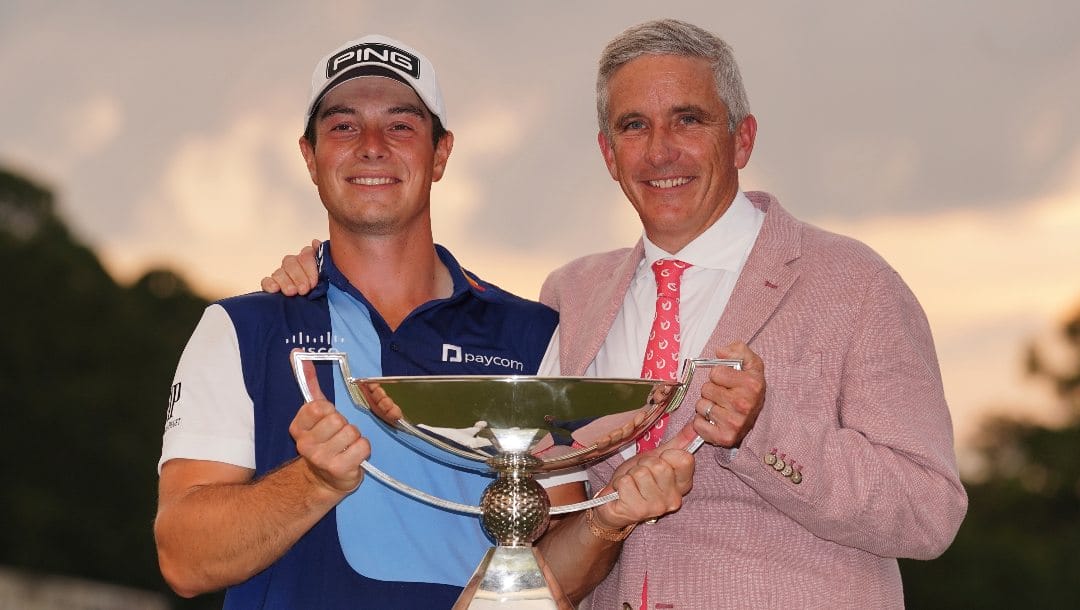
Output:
[348,177,398,186]
[647,177,693,189]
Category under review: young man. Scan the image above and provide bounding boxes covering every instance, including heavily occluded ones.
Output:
[158,33,693,609]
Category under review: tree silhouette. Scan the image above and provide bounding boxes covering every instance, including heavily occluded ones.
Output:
[0,166,221,608]
[901,302,1080,608]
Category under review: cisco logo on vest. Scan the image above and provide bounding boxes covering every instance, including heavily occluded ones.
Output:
[284,331,347,353]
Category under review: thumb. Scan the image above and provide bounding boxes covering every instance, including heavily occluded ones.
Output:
[658,419,700,452]
[296,351,326,402]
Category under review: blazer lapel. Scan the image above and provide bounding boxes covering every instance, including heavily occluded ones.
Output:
[714,208,800,346]
[670,193,803,431]
[560,241,644,376]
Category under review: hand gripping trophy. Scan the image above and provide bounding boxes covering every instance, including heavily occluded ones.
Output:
[292,351,739,609]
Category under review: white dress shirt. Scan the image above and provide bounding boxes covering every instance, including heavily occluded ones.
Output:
[539,191,764,455]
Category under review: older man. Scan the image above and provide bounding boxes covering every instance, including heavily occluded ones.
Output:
[538,19,968,609]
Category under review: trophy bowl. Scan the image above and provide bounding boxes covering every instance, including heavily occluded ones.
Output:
[291,352,738,609]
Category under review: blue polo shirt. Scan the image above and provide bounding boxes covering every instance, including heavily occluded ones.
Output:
[170,243,557,609]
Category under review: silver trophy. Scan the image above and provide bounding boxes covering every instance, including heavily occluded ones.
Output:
[291,351,739,609]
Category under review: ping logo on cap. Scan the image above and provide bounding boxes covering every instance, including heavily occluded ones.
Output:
[327,43,421,80]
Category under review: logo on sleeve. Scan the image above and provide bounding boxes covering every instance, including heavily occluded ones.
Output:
[164,382,182,432]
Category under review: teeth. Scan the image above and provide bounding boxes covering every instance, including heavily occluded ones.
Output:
[350,177,395,186]
[648,177,691,189]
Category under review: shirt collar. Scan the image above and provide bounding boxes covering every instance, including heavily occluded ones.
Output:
[308,241,489,302]
[641,190,759,272]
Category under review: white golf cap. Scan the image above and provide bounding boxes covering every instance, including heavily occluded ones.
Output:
[305,34,447,129]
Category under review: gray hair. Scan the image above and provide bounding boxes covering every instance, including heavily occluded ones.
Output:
[596,19,750,139]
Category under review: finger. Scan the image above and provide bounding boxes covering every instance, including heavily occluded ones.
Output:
[659,448,696,491]
[717,341,763,373]
[695,397,722,422]
[289,398,341,441]
[261,276,281,293]
[705,361,740,390]
[299,245,320,289]
[341,435,371,463]
[687,399,721,443]
[306,427,369,494]
[282,255,311,294]
[631,455,674,495]
[609,467,645,508]
[621,456,684,515]
[360,383,403,423]
[271,268,298,296]
[301,355,326,402]
[659,419,701,451]
[359,382,386,405]
[600,454,643,502]
[691,406,741,448]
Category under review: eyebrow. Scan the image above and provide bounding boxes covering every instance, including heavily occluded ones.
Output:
[317,103,428,122]
[388,104,427,120]
[318,104,356,121]
[671,104,710,116]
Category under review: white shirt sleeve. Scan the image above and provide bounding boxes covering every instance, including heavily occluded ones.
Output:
[532,329,589,487]
[158,304,255,473]
[535,467,588,488]
[537,328,561,376]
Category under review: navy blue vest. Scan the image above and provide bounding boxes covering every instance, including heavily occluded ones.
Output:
[217,245,557,609]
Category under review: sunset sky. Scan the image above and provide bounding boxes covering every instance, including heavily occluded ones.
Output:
[3,1,1078,471]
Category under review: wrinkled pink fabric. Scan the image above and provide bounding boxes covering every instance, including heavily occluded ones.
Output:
[540,192,967,609]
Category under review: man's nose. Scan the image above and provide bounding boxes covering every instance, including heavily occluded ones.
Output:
[645,126,678,166]
[356,129,389,160]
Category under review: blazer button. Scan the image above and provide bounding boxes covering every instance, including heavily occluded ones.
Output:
[773,457,786,472]
[764,452,777,466]
[781,463,793,477]
[791,470,803,484]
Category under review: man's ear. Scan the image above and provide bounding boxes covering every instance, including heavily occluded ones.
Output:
[733,114,757,170]
[299,136,318,184]
[432,131,454,182]
[597,131,620,181]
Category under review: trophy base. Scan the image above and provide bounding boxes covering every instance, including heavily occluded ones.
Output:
[453,546,573,609]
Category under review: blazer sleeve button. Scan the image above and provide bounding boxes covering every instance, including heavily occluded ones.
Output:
[773,455,787,471]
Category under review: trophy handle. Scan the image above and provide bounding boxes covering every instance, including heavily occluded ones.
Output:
[549,357,742,515]
[290,350,483,516]
[677,358,742,454]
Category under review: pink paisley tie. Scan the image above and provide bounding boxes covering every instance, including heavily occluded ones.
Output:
[635,258,689,610]
[635,259,690,453]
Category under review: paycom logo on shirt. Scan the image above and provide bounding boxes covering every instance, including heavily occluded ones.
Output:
[441,343,524,372]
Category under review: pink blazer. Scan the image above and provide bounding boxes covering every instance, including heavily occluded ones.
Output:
[540,192,967,609]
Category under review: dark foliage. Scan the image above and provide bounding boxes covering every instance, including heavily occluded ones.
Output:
[0,167,223,608]
[902,302,1080,608]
